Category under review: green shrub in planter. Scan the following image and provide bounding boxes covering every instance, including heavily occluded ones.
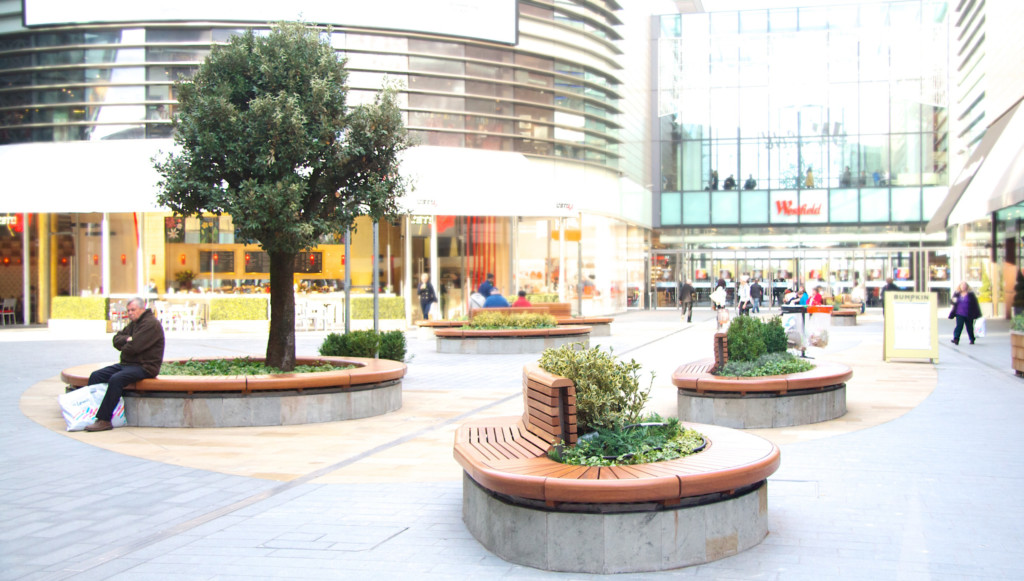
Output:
[1012,313,1024,332]
[528,293,560,303]
[467,311,556,329]
[350,297,405,319]
[761,316,788,354]
[209,297,268,320]
[51,296,109,320]
[378,330,407,362]
[319,329,407,361]
[539,343,651,433]
[726,315,766,362]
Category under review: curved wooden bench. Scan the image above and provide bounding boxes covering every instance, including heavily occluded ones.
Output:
[454,363,780,573]
[60,357,406,427]
[61,356,406,395]
[673,357,851,428]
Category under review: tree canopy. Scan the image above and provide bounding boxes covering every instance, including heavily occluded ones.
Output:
[155,22,412,370]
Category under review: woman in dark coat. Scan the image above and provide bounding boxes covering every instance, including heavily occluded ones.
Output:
[418,272,437,319]
[949,281,982,345]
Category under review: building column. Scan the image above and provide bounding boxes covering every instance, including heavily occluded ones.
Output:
[22,213,30,325]
[37,213,49,323]
[101,212,111,295]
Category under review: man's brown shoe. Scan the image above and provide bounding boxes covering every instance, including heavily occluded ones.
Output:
[84,420,113,432]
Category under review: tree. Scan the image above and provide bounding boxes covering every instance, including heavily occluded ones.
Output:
[155,23,412,370]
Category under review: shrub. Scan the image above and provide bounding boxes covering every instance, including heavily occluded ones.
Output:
[726,315,766,362]
[761,316,788,353]
[539,343,651,433]
[209,297,268,320]
[1013,313,1024,333]
[1014,271,1024,312]
[378,330,407,362]
[51,296,108,320]
[719,351,813,377]
[467,311,557,329]
[319,330,407,361]
[349,296,405,319]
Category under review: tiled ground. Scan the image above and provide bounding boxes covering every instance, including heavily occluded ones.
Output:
[2,307,1022,580]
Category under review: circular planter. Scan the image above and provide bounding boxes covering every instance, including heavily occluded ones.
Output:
[1012,331,1024,377]
[60,356,405,428]
[434,326,590,354]
[673,359,851,428]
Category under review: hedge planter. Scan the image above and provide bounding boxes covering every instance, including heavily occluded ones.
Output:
[673,358,852,428]
[434,326,590,354]
[61,356,405,428]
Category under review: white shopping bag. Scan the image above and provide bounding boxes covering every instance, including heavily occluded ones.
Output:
[975,317,986,338]
[58,383,127,431]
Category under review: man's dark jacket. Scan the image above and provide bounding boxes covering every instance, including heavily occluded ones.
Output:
[114,308,165,376]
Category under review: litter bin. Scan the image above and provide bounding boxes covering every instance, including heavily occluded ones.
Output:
[781,305,807,350]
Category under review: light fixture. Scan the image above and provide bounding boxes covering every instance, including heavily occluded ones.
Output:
[151,254,157,265]
[180,253,186,265]
[92,254,99,265]
[120,253,127,265]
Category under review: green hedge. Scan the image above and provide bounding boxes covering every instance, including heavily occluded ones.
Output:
[319,329,408,362]
[51,296,109,320]
[467,311,556,329]
[210,297,268,321]
[350,296,405,319]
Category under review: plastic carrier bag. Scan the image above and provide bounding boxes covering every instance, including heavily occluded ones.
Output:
[58,383,127,432]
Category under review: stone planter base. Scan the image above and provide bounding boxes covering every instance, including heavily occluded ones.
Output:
[462,474,769,574]
[436,333,589,354]
[678,384,846,429]
[124,380,401,428]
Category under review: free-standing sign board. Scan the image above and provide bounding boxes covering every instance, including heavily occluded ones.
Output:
[883,292,938,362]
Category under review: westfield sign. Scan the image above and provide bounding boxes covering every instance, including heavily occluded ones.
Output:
[775,200,822,216]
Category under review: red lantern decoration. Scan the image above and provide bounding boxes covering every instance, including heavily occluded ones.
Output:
[151,254,157,265]
[245,253,251,264]
[213,253,219,264]
[309,254,316,265]
[92,254,99,265]
[2,256,9,266]
[60,256,68,266]
[120,253,127,265]
[180,254,186,265]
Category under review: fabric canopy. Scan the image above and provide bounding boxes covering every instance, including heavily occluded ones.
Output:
[927,97,1024,233]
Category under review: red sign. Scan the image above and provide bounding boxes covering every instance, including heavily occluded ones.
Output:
[775,200,822,216]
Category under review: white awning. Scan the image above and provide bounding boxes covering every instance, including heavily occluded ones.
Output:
[927,97,1024,232]
[0,139,174,213]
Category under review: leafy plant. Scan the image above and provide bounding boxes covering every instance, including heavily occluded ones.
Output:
[761,316,788,353]
[547,414,704,467]
[726,315,766,362]
[539,343,651,433]
[174,270,196,285]
[467,311,557,329]
[160,357,350,376]
[978,268,992,303]
[1012,313,1024,333]
[209,297,268,320]
[51,296,109,320]
[378,330,408,362]
[718,351,814,377]
[350,297,405,320]
[1014,270,1024,312]
[319,330,379,358]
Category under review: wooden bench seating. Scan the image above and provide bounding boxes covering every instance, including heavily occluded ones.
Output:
[454,363,780,506]
[831,309,858,326]
[61,356,406,395]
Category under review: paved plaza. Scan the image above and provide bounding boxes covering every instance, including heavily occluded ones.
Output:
[2,307,1023,580]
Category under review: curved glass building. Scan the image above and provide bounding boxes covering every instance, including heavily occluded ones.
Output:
[0,0,657,323]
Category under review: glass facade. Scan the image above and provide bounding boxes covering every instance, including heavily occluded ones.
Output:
[656,1,949,227]
[0,3,624,170]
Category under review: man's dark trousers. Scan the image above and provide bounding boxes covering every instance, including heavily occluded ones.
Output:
[88,364,149,421]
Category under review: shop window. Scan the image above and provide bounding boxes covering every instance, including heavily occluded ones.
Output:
[244,251,269,273]
[295,252,323,274]
[199,250,234,274]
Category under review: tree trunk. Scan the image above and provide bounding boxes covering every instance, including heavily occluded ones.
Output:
[266,251,297,371]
